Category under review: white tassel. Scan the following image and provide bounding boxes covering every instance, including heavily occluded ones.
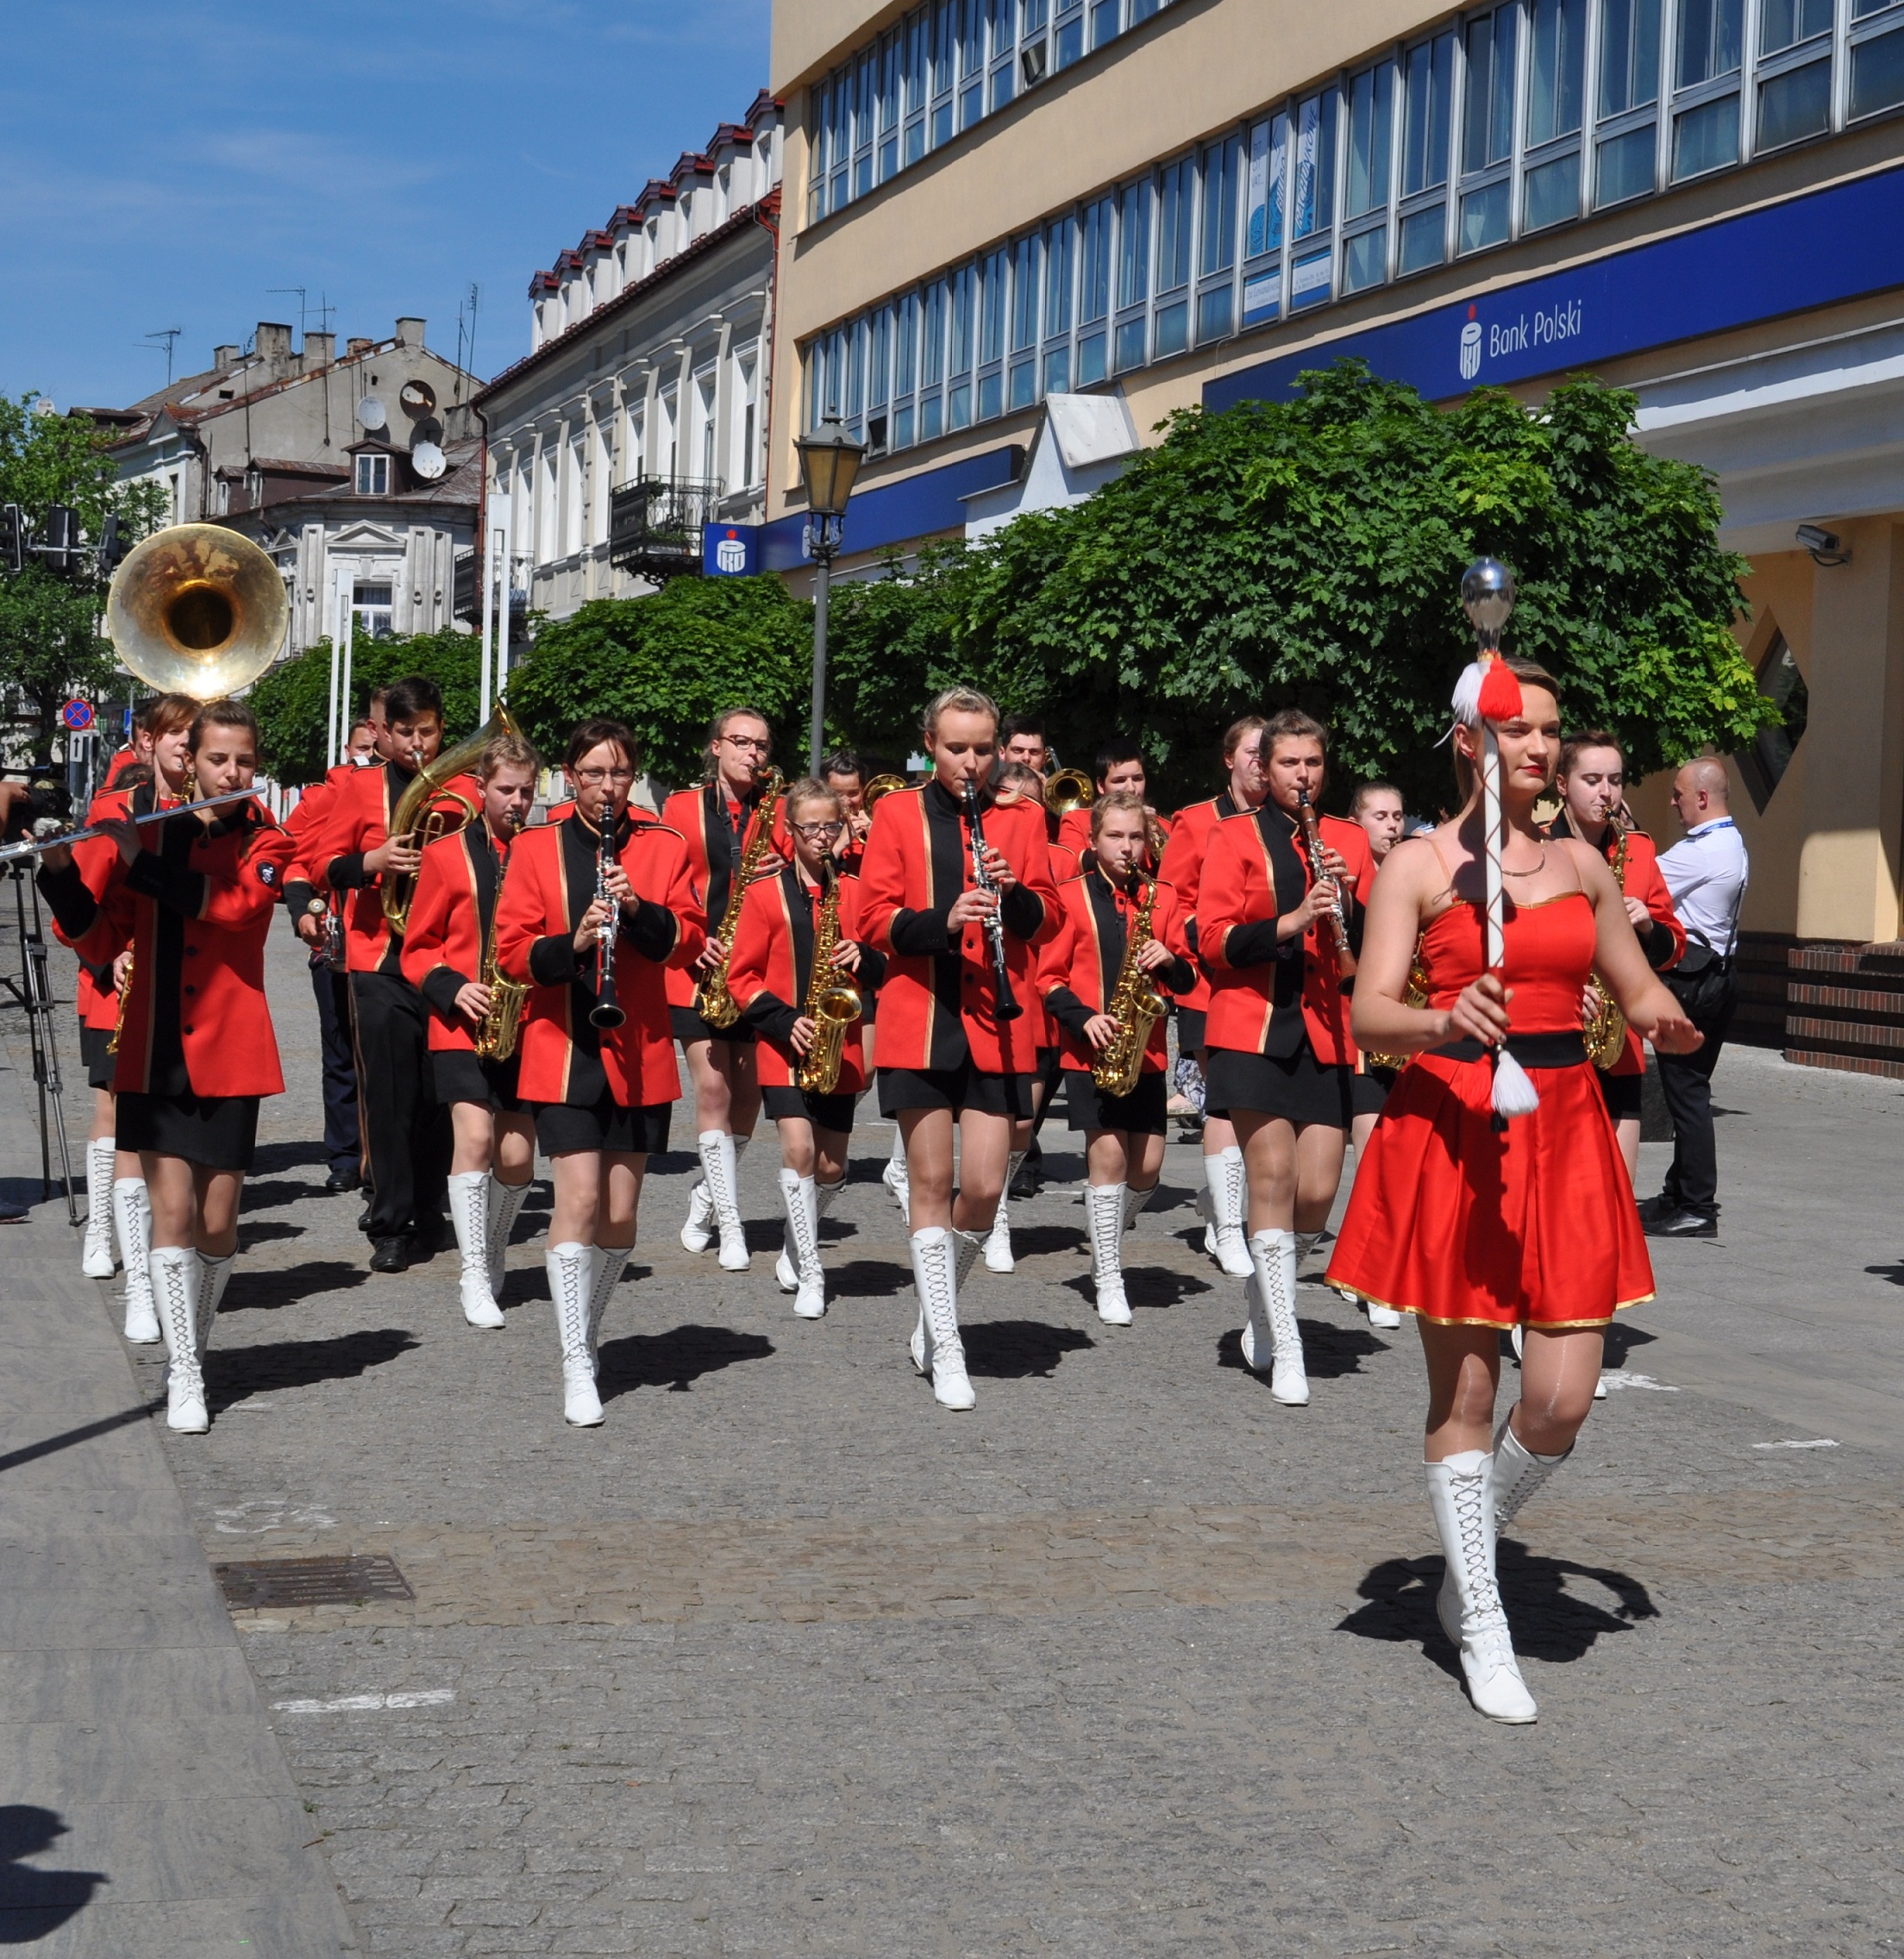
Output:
[1451,660,1486,728]
[1492,1048,1541,1119]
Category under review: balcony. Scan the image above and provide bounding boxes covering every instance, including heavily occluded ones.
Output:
[607,476,724,581]
[453,550,529,631]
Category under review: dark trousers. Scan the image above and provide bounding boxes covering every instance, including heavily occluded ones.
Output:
[1657,967,1738,1217]
[350,971,450,1238]
[310,960,360,1174]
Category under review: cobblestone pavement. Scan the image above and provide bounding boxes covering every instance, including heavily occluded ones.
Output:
[59,929,1904,1951]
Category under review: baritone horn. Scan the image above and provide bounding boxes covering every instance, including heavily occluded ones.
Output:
[106,523,289,698]
[381,703,525,935]
[861,773,907,808]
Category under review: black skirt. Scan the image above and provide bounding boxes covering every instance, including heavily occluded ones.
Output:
[533,1095,672,1156]
[80,1023,116,1091]
[1174,1008,1208,1055]
[1206,1039,1353,1130]
[670,1005,756,1047]
[761,1083,860,1131]
[116,1090,260,1172]
[877,1061,1039,1119]
[1063,1067,1169,1136]
[1600,1070,1644,1121]
[1351,1064,1397,1121]
[433,1048,523,1112]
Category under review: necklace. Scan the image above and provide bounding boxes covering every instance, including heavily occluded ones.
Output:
[1500,848,1547,877]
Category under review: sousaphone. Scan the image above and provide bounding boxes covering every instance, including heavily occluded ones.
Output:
[107,523,289,699]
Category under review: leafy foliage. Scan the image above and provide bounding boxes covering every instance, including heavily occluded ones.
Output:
[825,364,1767,812]
[0,395,166,754]
[505,576,814,788]
[248,627,486,785]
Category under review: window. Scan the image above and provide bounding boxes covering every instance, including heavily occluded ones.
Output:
[1114,175,1151,371]
[354,452,390,495]
[1010,231,1042,409]
[1197,133,1241,341]
[1734,634,1807,811]
[1757,0,1835,150]
[1243,110,1287,323]
[879,29,902,179]
[1673,0,1744,178]
[893,291,919,447]
[867,310,891,454]
[1851,0,1904,120]
[1153,154,1193,357]
[1291,89,1337,308]
[1043,214,1075,391]
[977,246,1008,419]
[1343,61,1394,294]
[1055,0,1085,70]
[1460,6,1519,253]
[960,0,986,130]
[1525,0,1586,230]
[1078,193,1112,383]
[930,0,956,147]
[1399,33,1453,273]
[354,582,394,641]
[1596,0,1662,203]
[921,277,948,439]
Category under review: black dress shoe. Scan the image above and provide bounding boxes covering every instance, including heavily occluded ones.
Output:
[356,1203,372,1231]
[1010,1161,1044,1200]
[324,1168,362,1195]
[369,1236,411,1273]
[406,1217,448,1261]
[1644,1206,1718,1239]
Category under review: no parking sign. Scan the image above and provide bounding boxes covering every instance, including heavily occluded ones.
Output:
[60,698,95,734]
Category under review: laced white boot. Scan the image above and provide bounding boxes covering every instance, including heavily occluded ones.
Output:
[486,1175,530,1299]
[546,1242,602,1426]
[984,1151,1025,1273]
[197,1249,235,1351]
[1242,1228,1308,1405]
[680,1138,718,1253]
[1206,1148,1252,1277]
[702,1132,748,1269]
[782,1174,844,1290]
[1087,1183,1130,1325]
[587,1241,631,1374]
[114,1176,158,1344]
[83,1138,116,1277]
[1425,1449,1538,1724]
[908,1227,974,1410]
[1492,1412,1572,1531]
[1295,1230,1325,1273]
[882,1124,910,1217]
[448,1172,504,1329]
[778,1169,826,1318]
[1123,1182,1157,1234]
[151,1245,207,1434]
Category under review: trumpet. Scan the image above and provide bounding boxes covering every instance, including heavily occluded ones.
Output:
[1043,768,1094,817]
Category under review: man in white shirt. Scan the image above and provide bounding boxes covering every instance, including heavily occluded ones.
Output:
[1645,759,1749,1239]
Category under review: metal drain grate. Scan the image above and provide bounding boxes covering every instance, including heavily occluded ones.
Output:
[215,1554,414,1609]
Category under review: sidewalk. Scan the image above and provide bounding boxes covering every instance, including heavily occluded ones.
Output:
[0,894,357,1954]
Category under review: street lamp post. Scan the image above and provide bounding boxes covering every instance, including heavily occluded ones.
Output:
[794,416,866,776]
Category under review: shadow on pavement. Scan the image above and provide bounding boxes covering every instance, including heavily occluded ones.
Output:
[239,1178,327,1213]
[1216,1320,1388,1381]
[1061,1267,1213,1314]
[0,1806,105,1943]
[248,1140,329,1175]
[219,1260,368,1315]
[963,1318,1094,1379]
[208,1327,419,1412]
[598,1324,775,1398]
[0,1399,165,1478]
[1001,1224,1084,1261]
[825,1258,911,1299]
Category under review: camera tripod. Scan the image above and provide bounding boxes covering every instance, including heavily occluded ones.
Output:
[1,861,78,1220]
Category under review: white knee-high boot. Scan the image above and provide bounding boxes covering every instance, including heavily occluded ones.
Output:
[197,1249,235,1349]
[83,1138,116,1277]
[1491,1413,1572,1530]
[883,1123,910,1216]
[114,1177,157,1344]
[778,1169,825,1319]
[1425,1449,1538,1724]
[985,1151,1025,1273]
[151,1245,207,1434]
[448,1172,504,1329]
[908,1226,974,1410]
[685,1131,748,1268]
[1203,1147,1252,1277]
[486,1175,530,1298]
[1087,1183,1130,1324]
[546,1242,602,1426]
[586,1241,631,1374]
[1242,1228,1307,1405]
[1123,1181,1157,1234]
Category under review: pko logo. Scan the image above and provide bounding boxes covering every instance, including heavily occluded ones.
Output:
[1458,308,1483,382]
[1456,295,1585,384]
[715,529,748,573]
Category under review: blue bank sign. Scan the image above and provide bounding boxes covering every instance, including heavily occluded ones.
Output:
[703,523,760,576]
[1206,164,1904,413]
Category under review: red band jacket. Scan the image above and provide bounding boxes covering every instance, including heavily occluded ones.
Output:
[727,864,888,1092]
[658,781,791,1011]
[400,823,516,1055]
[1037,867,1197,1075]
[319,758,482,976]
[47,779,172,1031]
[494,811,704,1108]
[1052,805,1173,881]
[1197,804,1375,1067]
[1550,812,1686,1076]
[856,779,1062,1074]
[39,800,295,1098]
[1156,792,1252,1017]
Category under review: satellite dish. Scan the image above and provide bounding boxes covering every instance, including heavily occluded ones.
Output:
[410,441,447,481]
[411,416,444,446]
[355,395,387,430]
[400,379,437,416]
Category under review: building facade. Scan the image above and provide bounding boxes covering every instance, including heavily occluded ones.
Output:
[768,0,1904,1071]
[476,93,783,625]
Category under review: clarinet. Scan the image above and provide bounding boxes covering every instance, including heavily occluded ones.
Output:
[961,780,1023,1022]
[1295,786,1356,979]
[589,820,625,1030]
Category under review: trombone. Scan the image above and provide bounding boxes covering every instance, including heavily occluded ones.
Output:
[1043,768,1094,817]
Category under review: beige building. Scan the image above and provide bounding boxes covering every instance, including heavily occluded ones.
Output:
[766,0,1904,1072]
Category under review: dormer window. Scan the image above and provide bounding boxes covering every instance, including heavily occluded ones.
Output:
[355,453,391,494]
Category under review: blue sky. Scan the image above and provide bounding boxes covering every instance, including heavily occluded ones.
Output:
[0,0,772,410]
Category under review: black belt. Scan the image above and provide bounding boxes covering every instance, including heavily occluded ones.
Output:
[1429,1031,1587,1068]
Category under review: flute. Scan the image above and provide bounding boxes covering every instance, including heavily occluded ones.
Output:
[961,780,1022,1022]
[1295,787,1356,977]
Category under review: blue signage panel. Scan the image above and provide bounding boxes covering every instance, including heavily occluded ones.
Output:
[703,523,760,576]
[759,443,1026,570]
[1206,164,1904,413]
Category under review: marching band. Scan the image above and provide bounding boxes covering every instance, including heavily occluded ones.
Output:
[26,528,1708,1724]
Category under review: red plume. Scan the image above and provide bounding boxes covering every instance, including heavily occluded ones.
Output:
[1476,656,1523,723]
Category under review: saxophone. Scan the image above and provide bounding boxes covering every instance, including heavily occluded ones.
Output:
[1092,875,1168,1098]
[692,769,783,1029]
[473,834,530,1062]
[794,862,862,1094]
[1581,804,1632,1071]
[1362,936,1430,1074]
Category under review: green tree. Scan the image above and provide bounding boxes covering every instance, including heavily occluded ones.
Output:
[248,626,487,785]
[505,577,814,788]
[0,395,166,753]
[827,364,1769,812]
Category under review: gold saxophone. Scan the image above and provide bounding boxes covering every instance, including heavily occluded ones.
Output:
[1362,936,1430,1074]
[692,768,783,1029]
[473,834,530,1062]
[1582,804,1632,1071]
[1093,875,1168,1098]
[794,863,863,1094]
[106,953,134,1057]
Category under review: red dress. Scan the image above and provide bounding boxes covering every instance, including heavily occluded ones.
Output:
[1324,891,1655,1330]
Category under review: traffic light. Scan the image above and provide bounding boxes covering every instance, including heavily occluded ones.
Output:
[97,511,128,573]
[38,505,79,579]
[1,504,22,576]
